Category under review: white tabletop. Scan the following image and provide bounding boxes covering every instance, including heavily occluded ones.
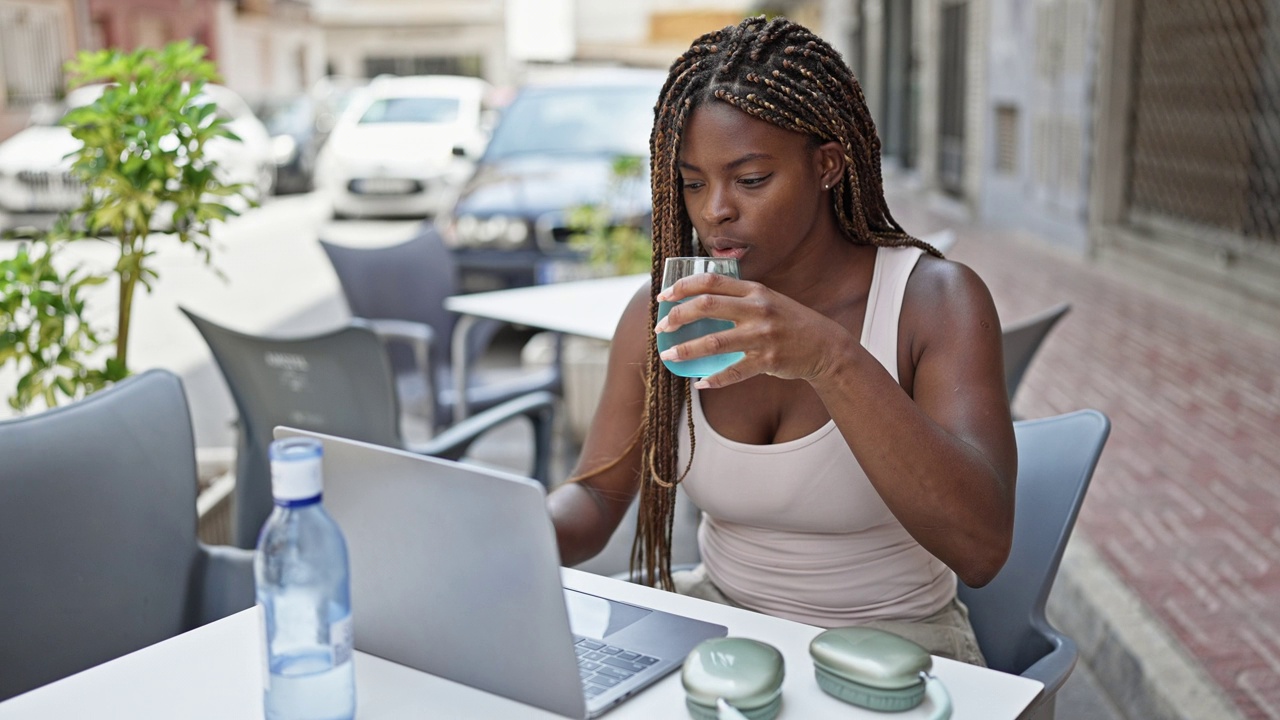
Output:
[445,273,649,342]
[442,231,955,344]
[0,568,1040,720]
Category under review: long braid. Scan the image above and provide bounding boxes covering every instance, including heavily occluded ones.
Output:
[628,16,941,591]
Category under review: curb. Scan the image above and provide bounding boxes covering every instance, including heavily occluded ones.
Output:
[1048,535,1244,720]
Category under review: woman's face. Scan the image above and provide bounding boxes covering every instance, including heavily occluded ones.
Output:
[677,101,840,281]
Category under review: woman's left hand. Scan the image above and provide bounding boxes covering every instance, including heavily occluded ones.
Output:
[654,270,851,388]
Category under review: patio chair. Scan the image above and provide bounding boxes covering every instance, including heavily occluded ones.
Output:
[319,225,562,432]
[0,369,255,701]
[1002,303,1071,404]
[182,308,557,549]
[958,408,1111,720]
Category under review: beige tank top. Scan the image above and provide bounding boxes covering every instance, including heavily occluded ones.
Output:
[679,245,955,627]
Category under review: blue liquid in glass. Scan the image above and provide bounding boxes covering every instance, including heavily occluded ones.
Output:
[657,299,744,378]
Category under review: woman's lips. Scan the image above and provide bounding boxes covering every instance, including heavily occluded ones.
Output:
[706,242,747,260]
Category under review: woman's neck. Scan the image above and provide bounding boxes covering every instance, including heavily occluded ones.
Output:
[761,230,874,312]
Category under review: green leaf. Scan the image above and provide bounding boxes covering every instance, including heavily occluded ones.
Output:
[2,40,250,410]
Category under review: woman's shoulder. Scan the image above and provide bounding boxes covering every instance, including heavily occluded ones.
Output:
[905,250,988,301]
[901,250,998,328]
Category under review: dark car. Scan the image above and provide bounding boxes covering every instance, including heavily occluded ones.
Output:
[435,68,665,290]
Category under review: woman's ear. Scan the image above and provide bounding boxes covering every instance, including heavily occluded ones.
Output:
[816,141,845,189]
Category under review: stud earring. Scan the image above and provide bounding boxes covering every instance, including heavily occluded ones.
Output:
[824,184,830,190]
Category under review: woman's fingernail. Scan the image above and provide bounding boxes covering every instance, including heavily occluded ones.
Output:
[657,289,672,301]
[660,349,677,361]
[694,380,711,389]
[654,319,669,333]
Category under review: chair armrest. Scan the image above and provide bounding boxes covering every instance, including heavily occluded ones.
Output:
[365,318,433,373]
[1019,624,1078,715]
[407,390,557,486]
[194,543,257,626]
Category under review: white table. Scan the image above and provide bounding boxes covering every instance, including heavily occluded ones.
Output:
[445,273,650,344]
[444,274,648,420]
[0,569,1040,720]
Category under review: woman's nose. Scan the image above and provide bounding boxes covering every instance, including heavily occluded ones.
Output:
[701,184,737,225]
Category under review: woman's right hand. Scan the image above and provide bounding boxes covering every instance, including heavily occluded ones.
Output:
[653,270,856,390]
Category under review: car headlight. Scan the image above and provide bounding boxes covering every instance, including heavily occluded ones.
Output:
[452,213,529,249]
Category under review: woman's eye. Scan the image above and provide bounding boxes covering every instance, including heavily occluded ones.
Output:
[739,174,771,186]
[682,180,704,191]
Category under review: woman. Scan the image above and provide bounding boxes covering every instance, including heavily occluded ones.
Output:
[547,16,1015,665]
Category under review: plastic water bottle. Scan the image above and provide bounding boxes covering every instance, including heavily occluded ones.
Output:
[255,437,356,720]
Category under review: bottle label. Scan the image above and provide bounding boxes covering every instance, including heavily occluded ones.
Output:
[331,612,354,666]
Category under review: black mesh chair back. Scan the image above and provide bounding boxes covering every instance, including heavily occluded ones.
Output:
[957,409,1110,720]
[0,369,254,700]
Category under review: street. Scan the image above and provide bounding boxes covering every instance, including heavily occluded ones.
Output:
[0,193,423,451]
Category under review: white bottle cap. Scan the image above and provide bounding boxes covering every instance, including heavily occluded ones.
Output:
[269,438,323,502]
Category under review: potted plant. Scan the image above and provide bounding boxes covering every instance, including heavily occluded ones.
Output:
[0,41,253,412]
[555,155,652,442]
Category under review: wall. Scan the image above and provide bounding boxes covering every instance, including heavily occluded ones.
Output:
[315,0,506,84]
[981,0,1096,254]
[0,0,83,141]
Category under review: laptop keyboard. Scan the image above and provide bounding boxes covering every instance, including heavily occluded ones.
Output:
[573,636,660,698]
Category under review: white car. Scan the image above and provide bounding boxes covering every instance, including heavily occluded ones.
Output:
[0,83,274,229]
[315,75,492,219]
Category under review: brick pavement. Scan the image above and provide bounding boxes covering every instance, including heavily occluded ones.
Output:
[888,186,1280,720]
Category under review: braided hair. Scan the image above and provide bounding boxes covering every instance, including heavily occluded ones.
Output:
[629,15,941,591]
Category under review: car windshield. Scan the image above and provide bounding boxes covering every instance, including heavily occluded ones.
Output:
[484,85,656,160]
[358,97,460,124]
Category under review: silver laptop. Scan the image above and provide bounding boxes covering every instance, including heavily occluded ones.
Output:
[273,427,727,719]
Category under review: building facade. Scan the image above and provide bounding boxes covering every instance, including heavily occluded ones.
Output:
[826,0,1280,324]
[87,0,324,107]
[313,0,506,84]
[0,0,85,140]
[0,0,323,143]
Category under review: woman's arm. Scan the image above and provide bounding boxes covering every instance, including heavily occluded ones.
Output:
[655,258,1016,586]
[547,285,652,566]
[815,259,1015,587]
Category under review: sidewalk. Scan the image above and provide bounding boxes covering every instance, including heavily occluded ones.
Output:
[887,183,1278,720]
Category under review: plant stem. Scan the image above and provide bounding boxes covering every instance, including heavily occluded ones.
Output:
[116,234,137,369]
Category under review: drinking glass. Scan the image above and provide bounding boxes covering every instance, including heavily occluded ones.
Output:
[657,257,745,378]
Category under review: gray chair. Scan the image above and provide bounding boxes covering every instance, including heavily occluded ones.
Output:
[319,226,562,431]
[958,408,1111,720]
[1002,303,1071,404]
[183,308,556,549]
[0,369,255,701]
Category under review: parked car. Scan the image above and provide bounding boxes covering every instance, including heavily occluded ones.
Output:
[314,74,491,219]
[435,68,665,290]
[0,83,274,229]
[259,77,367,195]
